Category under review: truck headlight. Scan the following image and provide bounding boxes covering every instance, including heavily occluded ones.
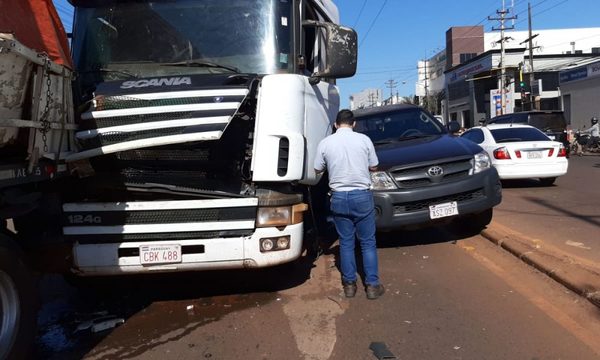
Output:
[370,171,397,190]
[256,203,308,227]
[472,151,491,174]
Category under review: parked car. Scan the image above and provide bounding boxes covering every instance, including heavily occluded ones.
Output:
[352,104,502,232]
[486,110,569,152]
[461,124,568,186]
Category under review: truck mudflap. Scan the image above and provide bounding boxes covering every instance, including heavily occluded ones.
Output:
[66,87,250,162]
[63,197,305,275]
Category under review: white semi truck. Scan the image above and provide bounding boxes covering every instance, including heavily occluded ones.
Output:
[0,1,356,357]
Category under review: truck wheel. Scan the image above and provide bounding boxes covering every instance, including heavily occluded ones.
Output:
[0,235,37,360]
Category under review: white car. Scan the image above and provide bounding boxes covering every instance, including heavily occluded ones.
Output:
[461,124,568,185]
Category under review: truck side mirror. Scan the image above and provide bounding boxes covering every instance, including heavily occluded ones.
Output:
[302,21,357,82]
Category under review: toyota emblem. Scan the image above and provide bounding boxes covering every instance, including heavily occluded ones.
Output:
[213,96,224,103]
[427,165,444,177]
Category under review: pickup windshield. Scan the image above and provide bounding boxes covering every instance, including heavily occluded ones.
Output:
[354,108,446,143]
[71,0,292,83]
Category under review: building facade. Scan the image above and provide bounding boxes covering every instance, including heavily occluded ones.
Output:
[559,59,600,130]
[416,26,600,127]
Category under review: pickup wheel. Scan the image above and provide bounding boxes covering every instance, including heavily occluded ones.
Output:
[0,235,38,360]
[452,208,493,236]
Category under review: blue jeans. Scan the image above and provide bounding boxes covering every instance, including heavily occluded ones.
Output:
[330,189,380,286]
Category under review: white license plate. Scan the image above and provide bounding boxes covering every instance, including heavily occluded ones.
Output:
[527,151,543,159]
[429,201,458,219]
[140,244,182,265]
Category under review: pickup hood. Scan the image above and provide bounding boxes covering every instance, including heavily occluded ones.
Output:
[375,134,484,171]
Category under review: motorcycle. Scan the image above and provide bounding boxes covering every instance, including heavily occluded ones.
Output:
[571,131,600,155]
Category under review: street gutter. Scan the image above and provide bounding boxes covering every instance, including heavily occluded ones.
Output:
[481,222,600,308]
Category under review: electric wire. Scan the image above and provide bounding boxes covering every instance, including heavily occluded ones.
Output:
[358,0,388,48]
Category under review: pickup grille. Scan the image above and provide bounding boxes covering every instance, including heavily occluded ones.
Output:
[393,188,485,214]
[390,158,473,188]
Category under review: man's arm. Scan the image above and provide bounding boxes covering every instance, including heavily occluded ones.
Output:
[314,141,326,175]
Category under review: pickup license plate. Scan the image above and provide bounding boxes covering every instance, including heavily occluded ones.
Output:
[429,201,458,219]
[140,244,182,265]
[527,151,543,159]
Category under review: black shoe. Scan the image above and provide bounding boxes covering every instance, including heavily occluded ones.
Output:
[342,281,357,298]
[366,284,385,300]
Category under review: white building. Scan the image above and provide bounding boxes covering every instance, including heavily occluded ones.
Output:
[559,58,600,130]
[349,88,382,110]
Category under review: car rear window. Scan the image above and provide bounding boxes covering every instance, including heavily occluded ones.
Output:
[528,113,566,131]
[490,127,550,143]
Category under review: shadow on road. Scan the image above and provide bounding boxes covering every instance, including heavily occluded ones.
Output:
[522,196,600,228]
[501,179,555,189]
[34,252,318,359]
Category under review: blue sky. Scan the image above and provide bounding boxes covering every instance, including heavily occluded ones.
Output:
[53,0,600,107]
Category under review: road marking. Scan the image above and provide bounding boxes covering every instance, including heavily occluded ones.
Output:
[565,240,592,250]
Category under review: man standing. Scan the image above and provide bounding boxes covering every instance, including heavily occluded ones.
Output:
[314,109,384,300]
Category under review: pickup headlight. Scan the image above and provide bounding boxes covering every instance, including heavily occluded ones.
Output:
[370,171,397,190]
[472,151,491,174]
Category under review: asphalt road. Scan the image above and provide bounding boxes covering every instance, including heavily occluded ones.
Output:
[32,154,600,359]
[494,154,600,265]
[34,227,600,359]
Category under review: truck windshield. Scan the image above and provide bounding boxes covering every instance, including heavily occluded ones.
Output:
[71,0,292,81]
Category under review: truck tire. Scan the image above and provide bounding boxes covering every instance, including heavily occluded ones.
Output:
[0,235,37,360]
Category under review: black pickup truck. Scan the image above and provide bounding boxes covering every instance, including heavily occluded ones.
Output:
[353,104,502,232]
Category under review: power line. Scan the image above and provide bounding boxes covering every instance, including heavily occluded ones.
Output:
[352,0,368,28]
[359,0,388,48]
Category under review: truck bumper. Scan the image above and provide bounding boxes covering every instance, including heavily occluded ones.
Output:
[373,168,502,231]
[71,223,304,276]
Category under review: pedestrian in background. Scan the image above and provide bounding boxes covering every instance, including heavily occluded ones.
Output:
[314,109,384,300]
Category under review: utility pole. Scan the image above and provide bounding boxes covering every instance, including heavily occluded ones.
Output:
[489,4,517,115]
[519,2,539,110]
[385,79,398,104]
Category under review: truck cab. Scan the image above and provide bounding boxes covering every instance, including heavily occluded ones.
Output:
[58,0,357,275]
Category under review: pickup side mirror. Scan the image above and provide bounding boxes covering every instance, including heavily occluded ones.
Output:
[302,20,357,82]
[448,120,461,134]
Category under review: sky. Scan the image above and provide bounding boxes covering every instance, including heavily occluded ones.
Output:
[53,0,600,107]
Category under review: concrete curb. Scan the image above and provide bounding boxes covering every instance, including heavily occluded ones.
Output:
[481,222,600,308]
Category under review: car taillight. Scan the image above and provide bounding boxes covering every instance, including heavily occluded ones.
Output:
[514,150,522,158]
[548,148,554,157]
[493,147,511,160]
[557,145,567,157]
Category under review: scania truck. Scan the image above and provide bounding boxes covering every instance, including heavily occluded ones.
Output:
[0,0,356,357]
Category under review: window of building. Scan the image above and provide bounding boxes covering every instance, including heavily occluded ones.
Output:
[459,53,477,63]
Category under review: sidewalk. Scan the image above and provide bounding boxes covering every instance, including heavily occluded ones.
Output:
[481,221,600,308]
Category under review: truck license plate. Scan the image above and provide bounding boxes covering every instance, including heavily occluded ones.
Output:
[140,244,182,265]
[429,202,458,219]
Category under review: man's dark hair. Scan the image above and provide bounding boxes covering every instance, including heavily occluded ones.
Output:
[336,109,355,126]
